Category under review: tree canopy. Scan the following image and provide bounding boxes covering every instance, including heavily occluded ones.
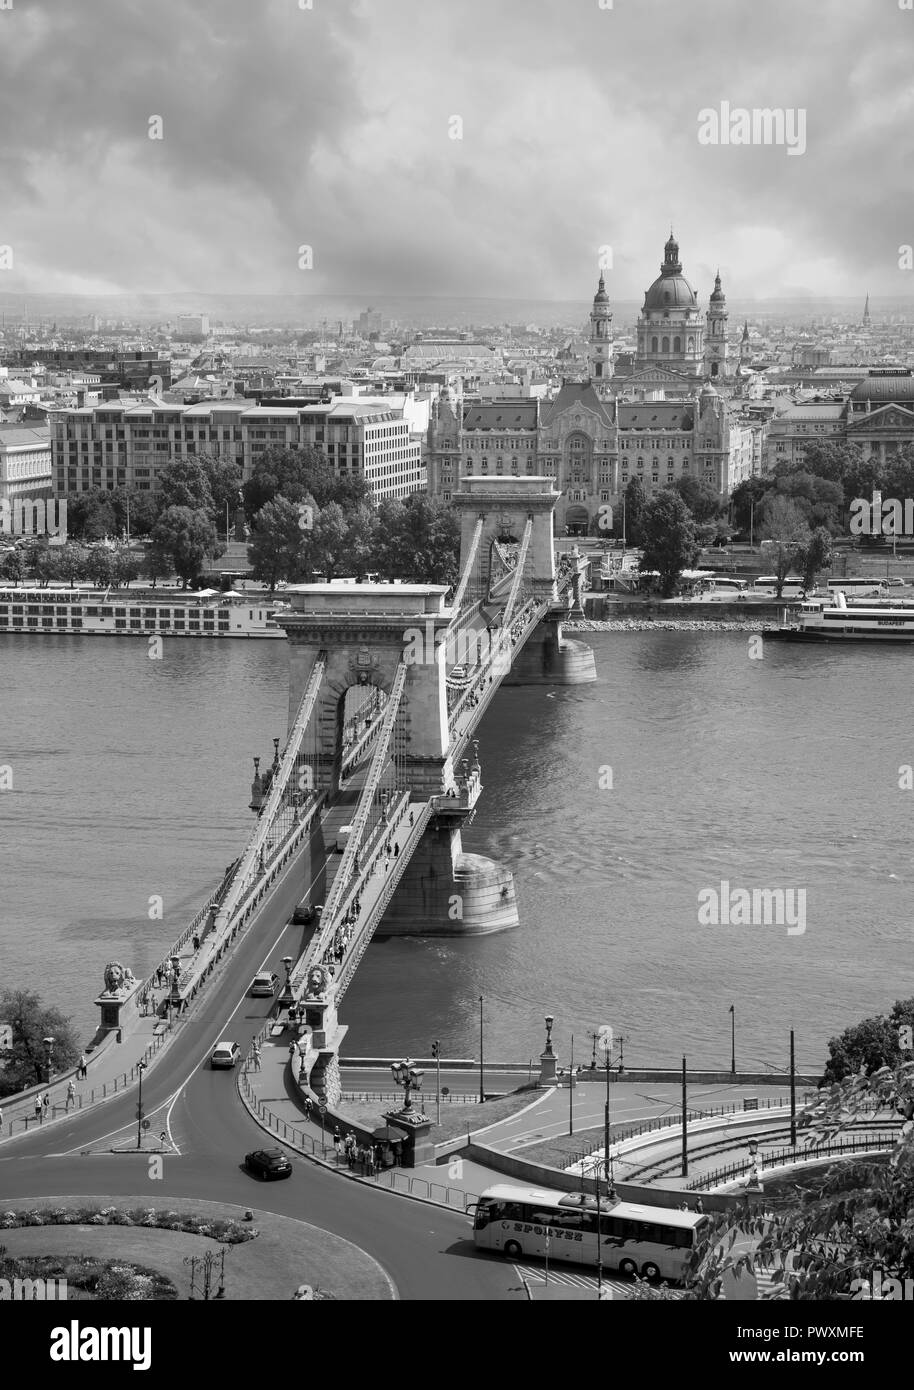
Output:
[637,490,700,596]
[0,988,81,1097]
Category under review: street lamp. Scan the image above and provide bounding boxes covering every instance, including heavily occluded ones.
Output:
[747,1136,763,1192]
[43,1036,54,1084]
[136,1060,147,1149]
[281,955,294,1013]
[390,1058,424,1113]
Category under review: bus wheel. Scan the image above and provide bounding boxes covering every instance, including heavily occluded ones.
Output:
[641,1262,661,1282]
[503,1240,522,1259]
[619,1259,638,1278]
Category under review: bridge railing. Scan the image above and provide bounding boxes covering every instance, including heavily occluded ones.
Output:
[689,1132,899,1192]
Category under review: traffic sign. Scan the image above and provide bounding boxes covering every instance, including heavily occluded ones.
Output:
[318,1099,327,1114]
[142,1118,150,1131]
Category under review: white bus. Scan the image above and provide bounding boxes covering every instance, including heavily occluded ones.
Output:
[826,578,890,598]
[696,576,748,595]
[471,1185,708,1283]
[752,576,807,597]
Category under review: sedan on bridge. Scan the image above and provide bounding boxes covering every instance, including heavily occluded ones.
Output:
[244,1148,293,1181]
[250,971,278,997]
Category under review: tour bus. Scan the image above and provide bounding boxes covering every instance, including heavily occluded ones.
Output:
[471,1185,708,1282]
[696,576,749,595]
[826,577,891,598]
[751,576,807,597]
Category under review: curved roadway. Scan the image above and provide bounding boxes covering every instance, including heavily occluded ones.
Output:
[0,907,517,1301]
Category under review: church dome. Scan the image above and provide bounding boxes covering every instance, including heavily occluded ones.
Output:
[642,232,698,312]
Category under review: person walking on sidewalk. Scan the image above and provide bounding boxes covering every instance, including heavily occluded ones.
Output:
[77,1054,88,1080]
[34,1094,43,1124]
[42,1091,50,1117]
[66,1080,76,1110]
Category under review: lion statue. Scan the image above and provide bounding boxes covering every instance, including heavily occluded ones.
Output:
[305,964,329,999]
[103,962,126,995]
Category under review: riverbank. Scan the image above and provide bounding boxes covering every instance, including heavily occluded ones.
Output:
[566,619,780,632]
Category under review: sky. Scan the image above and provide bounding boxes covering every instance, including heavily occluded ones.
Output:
[1,0,913,304]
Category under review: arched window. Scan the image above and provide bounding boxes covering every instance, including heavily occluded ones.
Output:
[687,337,695,352]
[710,363,719,378]
[673,336,681,353]
[651,336,659,354]
[662,336,670,354]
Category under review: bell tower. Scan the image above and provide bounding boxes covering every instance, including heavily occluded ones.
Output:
[588,272,613,396]
[704,270,730,380]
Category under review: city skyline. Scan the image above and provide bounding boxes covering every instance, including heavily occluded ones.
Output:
[1,0,912,302]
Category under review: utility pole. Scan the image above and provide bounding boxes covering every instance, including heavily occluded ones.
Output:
[790,1028,796,1147]
[568,1034,574,1136]
[730,1003,736,1075]
[681,1055,688,1179]
[478,997,484,1104]
[432,1039,441,1126]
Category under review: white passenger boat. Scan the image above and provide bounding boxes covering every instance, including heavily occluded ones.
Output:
[771,590,914,643]
[0,586,288,638]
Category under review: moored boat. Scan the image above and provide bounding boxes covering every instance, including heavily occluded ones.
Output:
[0,586,288,638]
[770,590,914,643]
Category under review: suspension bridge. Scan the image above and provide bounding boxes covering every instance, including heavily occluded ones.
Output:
[192,477,595,1103]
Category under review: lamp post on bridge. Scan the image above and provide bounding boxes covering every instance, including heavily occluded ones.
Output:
[383,1057,434,1168]
[280,956,294,1016]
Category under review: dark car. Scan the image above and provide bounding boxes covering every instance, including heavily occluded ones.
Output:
[245,1148,293,1180]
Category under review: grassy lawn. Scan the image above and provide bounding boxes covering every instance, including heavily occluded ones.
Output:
[0,1251,177,1300]
[335,1088,543,1144]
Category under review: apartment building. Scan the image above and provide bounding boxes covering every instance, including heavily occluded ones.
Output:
[50,399,425,502]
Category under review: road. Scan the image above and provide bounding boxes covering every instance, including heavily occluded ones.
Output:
[0,903,520,1301]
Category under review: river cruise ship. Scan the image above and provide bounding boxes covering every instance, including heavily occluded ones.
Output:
[0,586,288,638]
[771,590,914,643]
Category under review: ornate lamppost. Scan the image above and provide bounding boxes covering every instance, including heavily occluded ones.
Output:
[280,955,294,1014]
[136,1060,146,1149]
[538,1014,558,1086]
[390,1057,424,1114]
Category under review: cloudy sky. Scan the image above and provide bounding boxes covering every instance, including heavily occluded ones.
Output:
[1,0,912,304]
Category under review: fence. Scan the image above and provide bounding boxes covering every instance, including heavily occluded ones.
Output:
[565,1096,795,1167]
[339,1090,480,1106]
[237,1067,476,1211]
[689,1132,899,1191]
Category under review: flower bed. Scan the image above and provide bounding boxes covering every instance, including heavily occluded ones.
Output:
[0,1206,257,1243]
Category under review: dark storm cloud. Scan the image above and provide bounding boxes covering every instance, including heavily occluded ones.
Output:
[0,0,911,299]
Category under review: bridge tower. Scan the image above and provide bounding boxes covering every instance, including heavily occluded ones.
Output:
[279,584,519,941]
[452,475,596,684]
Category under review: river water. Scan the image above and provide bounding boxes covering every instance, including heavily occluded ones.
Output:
[2,631,912,1073]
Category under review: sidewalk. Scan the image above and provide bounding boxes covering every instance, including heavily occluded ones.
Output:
[0,920,234,1144]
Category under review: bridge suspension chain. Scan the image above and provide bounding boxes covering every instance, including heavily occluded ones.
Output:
[449,515,483,615]
[219,652,328,925]
[500,517,533,626]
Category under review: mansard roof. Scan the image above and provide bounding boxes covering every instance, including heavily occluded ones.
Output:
[540,379,615,428]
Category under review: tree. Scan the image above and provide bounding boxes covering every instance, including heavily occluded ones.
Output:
[56,543,90,585]
[795,526,833,592]
[199,454,243,530]
[623,477,646,547]
[0,988,82,1097]
[247,497,311,592]
[86,548,116,588]
[150,506,221,587]
[311,502,350,580]
[822,997,914,1083]
[371,495,460,586]
[112,550,140,588]
[242,446,370,522]
[156,459,213,514]
[110,488,159,539]
[669,476,723,525]
[730,476,774,537]
[638,491,700,597]
[798,441,866,488]
[758,495,811,597]
[143,537,171,588]
[64,489,117,542]
[0,549,24,583]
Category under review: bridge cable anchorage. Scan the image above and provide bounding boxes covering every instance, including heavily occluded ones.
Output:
[219,651,328,925]
[290,661,409,995]
[449,515,484,615]
[500,517,533,626]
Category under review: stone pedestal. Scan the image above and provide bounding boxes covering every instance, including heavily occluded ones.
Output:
[378,823,518,937]
[538,1047,559,1087]
[382,1108,435,1167]
[94,981,142,1036]
[502,620,596,685]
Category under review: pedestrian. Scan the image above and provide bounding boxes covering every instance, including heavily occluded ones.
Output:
[34,1094,43,1124]
[365,1147,375,1177]
[192,933,200,951]
[302,1095,312,1120]
[695,1197,704,1214]
[394,842,399,858]
[333,1131,343,1163]
[66,1080,76,1110]
[0,1105,3,1133]
[42,1091,50,1115]
[374,1142,385,1171]
[288,1041,297,1063]
[78,1053,88,1080]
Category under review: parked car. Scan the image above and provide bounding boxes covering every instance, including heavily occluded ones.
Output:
[245,1148,292,1180]
[210,1040,240,1069]
[250,971,278,997]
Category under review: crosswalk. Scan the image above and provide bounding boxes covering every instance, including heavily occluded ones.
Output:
[515,1262,788,1301]
[514,1263,663,1298]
